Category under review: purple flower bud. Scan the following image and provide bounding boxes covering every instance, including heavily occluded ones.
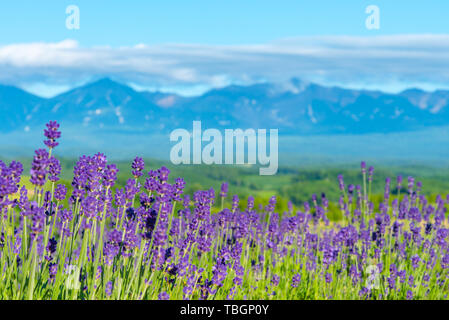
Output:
[158,292,170,300]
[292,273,301,287]
[173,178,186,201]
[158,166,170,183]
[48,156,61,182]
[361,161,366,174]
[408,176,415,194]
[247,195,254,211]
[397,175,403,188]
[337,174,345,191]
[44,121,61,149]
[30,149,49,187]
[54,184,67,201]
[368,166,374,182]
[105,281,113,297]
[348,184,354,194]
[131,157,145,178]
[104,164,119,188]
[220,182,228,198]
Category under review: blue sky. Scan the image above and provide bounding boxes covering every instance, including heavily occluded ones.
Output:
[1,1,448,45]
[0,1,449,96]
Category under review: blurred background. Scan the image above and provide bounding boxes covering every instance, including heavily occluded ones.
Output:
[1,0,449,211]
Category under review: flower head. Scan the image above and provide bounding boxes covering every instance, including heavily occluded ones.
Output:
[44,121,61,149]
[220,182,229,198]
[30,149,49,187]
[291,274,301,288]
[131,157,145,178]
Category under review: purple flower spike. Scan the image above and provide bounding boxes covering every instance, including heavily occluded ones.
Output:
[30,149,49,187]
[158,292,170,300]
[131,157,145,178]
[407,176,415,194]
[291,274,301,288]
[337,174,345,191]
[44,121,61,149]
[247,195,254,211]
[104,164,119,188]
[105,281,113,297]
[48,156,61,182]
[411,254,421,269]
[54,184,67,201]
[397,175,403,188]
[220,182,229,198]
[231,195,239,212]
[173,177,186,201]
[158,166,170,183]
[361,161,366,174]
[368,166,374,182]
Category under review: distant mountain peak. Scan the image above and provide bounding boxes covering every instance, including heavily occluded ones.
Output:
[401,88,427,94]
[83,77,133,90]
[1,78,449,134]
[91,77,118,85]
[286,77,310,94]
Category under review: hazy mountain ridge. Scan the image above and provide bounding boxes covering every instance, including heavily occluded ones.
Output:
[1,77,449,134]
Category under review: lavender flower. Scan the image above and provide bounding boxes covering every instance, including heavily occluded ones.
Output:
[48,156,61,182]
[131,157,145,178]
[337,174,345,192]
[30,149,49,187]
[158,292,170,300]
[220,182,229,198]
[105,281,113,297]
[44,121,61,149]
[291,274,301,288]
[361,161,366,174]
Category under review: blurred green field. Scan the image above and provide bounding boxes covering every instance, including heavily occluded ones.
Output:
[9,156,449,221]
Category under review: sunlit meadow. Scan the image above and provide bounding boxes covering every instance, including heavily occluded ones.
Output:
[0,121,448,300]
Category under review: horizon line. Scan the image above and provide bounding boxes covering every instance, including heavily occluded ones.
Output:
[2,76,448,100]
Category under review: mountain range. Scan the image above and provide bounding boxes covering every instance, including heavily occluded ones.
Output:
[1,77,449,135]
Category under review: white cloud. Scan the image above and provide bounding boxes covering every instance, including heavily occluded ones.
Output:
[1,35,449,94]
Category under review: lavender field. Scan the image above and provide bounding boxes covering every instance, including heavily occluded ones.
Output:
[0,121,448,300]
